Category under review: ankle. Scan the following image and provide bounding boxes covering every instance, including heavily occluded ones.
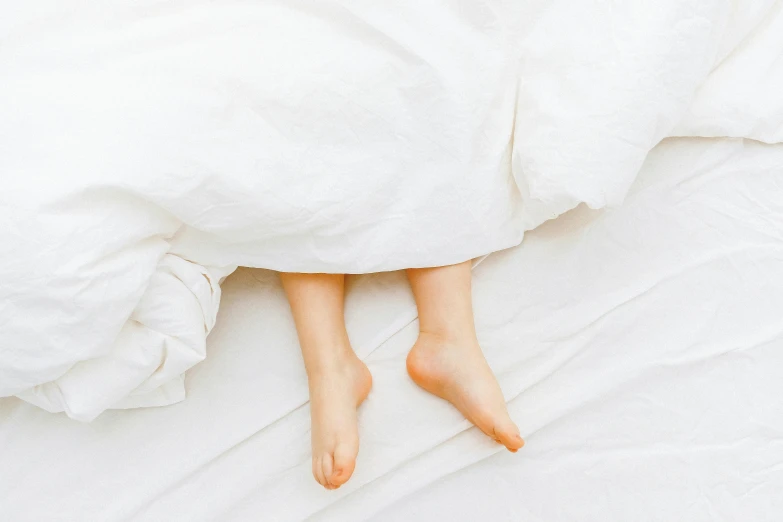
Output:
[417,328,477,347]
[308,353,372,403]
[305,345,356,375]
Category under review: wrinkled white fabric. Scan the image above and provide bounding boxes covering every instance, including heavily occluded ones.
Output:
[510,0,781,229]
[673,0,783,143]
[0,0,781,419]
[15,258,234,420]
[1,138,781,521]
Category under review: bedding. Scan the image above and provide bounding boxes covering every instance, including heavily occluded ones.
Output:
[1,137,781,521]
[1,0,782,421]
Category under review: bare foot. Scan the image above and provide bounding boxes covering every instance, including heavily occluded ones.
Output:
[406,332,524,452]
[308,351,372,489]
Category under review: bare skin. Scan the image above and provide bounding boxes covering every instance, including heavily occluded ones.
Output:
[281,261,522,490]
[280,273,372,489]
[406,262,524,452]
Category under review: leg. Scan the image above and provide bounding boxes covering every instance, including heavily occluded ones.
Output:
[280,272,372,489]
[406,261,524,451]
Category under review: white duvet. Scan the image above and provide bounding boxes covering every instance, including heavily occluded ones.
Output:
[2,137,781,521]
[1,0,782,421]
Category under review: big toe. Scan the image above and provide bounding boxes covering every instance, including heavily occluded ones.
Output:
[329,441,358,487]
[493,418,524,452]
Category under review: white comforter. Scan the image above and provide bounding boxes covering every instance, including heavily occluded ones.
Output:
[2,137,781,521]
[1,0,782,420]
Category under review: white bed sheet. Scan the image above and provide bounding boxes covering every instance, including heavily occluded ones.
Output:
[1,137,782,521]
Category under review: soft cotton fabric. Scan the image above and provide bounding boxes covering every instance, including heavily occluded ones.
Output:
[2,137,782,521]
[1,0,782,419]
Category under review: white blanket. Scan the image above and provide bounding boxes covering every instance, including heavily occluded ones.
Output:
[1,137,781,521]
[1,0,782,420]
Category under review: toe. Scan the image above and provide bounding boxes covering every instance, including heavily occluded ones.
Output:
[321,453,337,488]
[494,420,524,452]
[329,441,357,487]
[313,456,327,488]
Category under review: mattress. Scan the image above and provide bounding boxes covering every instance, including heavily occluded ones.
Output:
[1,136,782,521]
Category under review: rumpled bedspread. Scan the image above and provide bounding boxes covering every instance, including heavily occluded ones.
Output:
[1,0,781,420]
